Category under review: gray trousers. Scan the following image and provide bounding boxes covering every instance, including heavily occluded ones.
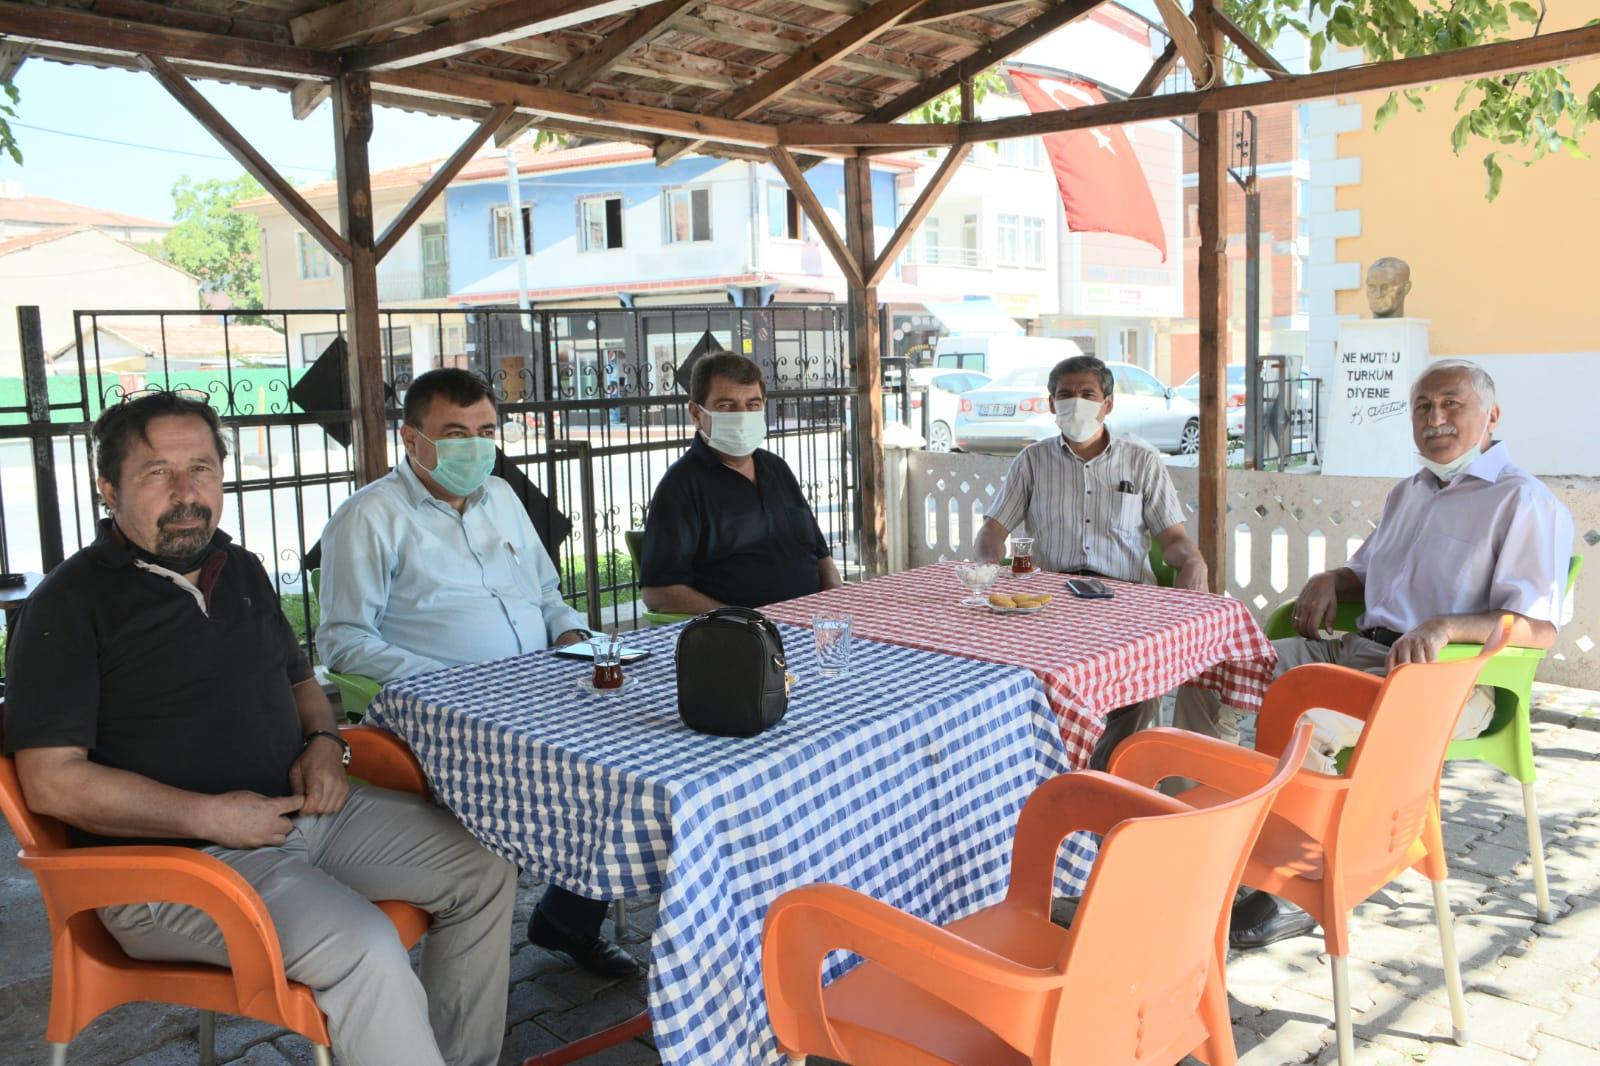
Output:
[1173,633,1495,773]
[100,784,517,1066]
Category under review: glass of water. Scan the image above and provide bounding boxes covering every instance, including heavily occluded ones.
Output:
[811,612,854,678]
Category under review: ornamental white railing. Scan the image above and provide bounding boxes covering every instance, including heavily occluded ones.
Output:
[885,448,1599,689]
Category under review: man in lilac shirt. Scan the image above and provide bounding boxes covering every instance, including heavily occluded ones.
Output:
[1175,359,1574,948]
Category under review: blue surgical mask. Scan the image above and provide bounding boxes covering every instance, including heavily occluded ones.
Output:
[418,434,496,496]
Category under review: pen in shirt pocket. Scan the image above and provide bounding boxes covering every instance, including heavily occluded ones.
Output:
[505,541,523,566]
[1117,480,1137,494]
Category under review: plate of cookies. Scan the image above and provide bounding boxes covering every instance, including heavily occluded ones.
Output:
[986,591,1052,614]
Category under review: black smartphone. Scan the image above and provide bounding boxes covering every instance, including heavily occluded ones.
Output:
[552,642,652,665]
[1065,577,1114,599]
[0,572,27,589]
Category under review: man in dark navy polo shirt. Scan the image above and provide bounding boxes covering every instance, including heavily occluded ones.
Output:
[2,391,516,1066]
[640,352,842,612]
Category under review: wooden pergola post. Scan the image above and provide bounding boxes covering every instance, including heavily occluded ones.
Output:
[843,155,887,578]
[1193,0,1229,593]
[332,72,390,486]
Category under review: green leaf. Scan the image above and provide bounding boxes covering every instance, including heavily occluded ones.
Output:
[1309,32,1327,70]
[1450,116,1472,153]
[1404,88,1426,111]
[1374,92,1400,131]
[1564,136,1590,160]
[1483,152,1504,201]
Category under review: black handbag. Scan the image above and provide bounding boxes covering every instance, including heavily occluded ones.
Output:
[674,607,789,737]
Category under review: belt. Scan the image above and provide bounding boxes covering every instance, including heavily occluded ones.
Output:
[1358,626,1405,648]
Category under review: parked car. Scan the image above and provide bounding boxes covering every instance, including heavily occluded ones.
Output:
[908,367,991,451]
[1174,365,1247,438]
[930,335,1083,380]
[953,361,1200,454]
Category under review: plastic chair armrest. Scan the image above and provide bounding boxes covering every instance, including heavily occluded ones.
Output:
[1108,727,1282,794]
[762,882,1059,1058]
[1005,771,1190,915]
[22,846,297,1023]
[341,725,429,797]
[1254,665,1382,757]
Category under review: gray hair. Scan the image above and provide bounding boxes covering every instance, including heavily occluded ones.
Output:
[1412,359,1496,408]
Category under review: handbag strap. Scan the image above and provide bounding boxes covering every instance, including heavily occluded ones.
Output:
[702,606,786,666]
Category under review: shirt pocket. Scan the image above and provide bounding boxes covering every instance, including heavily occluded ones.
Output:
[1405,529,1490,614]
[1114,491,1145,534]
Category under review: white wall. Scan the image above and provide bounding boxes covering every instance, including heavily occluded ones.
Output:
[1455,353,1600,478]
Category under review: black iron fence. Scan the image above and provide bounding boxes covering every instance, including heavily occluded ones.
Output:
[2,303,858,658]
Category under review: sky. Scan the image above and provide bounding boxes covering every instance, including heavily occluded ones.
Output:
[1,61,481,223]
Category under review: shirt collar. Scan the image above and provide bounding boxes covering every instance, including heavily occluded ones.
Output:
[1056,431,1117,464]
[87,517,232,568]
[689,431,767,472]
[1463,440,1512,482]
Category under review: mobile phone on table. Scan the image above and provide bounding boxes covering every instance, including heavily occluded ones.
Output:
[0,573,27,589]
[1065,577,1114,599]
[552,642,652,665]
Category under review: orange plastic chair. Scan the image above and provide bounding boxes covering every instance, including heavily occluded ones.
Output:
[0,720,431,1066]
[760,723,1314,1065]
[1110,615,1516,1065]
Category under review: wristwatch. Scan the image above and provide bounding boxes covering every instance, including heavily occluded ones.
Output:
[304,730,352,767]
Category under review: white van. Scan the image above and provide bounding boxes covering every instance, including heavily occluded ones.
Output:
[930,335,1085,381]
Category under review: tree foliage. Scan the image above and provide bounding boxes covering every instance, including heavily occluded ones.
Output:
[909,69,1009,125]
[1223,0,1599,199]
[156,175,266,311]
[0,82,20,166]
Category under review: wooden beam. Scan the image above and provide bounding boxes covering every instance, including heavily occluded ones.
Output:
[866,143,969,285]
[291,0,478,50]
[769,147,863,288]
[670,12,928,82]
[1213,7,1289,79]
[494,115,539,147]
[550,0,699,92]
[0,1,339,77]
[854,0,1103,124]
[372,65,781,147]
[777,120,960,146]
[333,73,390,488]
[1151,0,1213,88]
[655,0,931,165]
[1193,0,1226,593]
[1131,39,1177,97]
[342,0,648,70]
[843,154,886,577]
[291,79,332,119]
[139,54,350,264]
[0,40,30,83]
[902,0,1037,24]
[376,101,513,262]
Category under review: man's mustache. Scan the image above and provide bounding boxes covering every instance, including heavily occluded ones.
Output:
[1422,424,1458,439]
[158,502,213,528]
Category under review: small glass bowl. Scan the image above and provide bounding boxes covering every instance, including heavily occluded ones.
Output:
[955,561,1002,606]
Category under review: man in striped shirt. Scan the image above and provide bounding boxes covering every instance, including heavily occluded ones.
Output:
[976,355,1208,769]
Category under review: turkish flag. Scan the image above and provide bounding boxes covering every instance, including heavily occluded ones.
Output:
[1009,70,1167,261]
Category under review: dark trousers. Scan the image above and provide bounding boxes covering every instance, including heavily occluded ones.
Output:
[536,886,610,937]
[1088,698,1162,772]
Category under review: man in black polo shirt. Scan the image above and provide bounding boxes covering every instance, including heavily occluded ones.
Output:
[640,352,842,611]
[3,392,516,1066]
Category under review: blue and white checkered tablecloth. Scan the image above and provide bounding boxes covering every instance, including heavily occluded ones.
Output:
[367,622,1088,1066]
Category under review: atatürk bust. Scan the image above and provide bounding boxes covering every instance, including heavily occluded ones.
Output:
[1365,257,1412,318]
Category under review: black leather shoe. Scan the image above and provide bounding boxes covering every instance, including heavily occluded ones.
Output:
[1229,890,1317,950]
[526,911,645,978]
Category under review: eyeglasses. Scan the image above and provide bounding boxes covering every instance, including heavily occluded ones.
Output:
[116,386,213,405]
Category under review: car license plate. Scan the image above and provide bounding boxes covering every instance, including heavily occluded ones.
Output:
[979,403,1016,417]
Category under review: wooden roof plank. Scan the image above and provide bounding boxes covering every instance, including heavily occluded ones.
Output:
[550,0,701,91]
[657,0,930,164]
[0,0,339,76]
[342,0,650,70]
[1213,6,1289,79]
[291,0,481,49]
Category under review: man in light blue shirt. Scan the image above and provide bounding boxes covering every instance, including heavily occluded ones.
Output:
[318,368,643,979]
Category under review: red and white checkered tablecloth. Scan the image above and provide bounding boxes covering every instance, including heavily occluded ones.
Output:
[766,561,1278,770]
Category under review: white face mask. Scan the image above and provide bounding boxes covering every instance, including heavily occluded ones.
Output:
[702,410,767,457]
[1417,413,1488,483]
[1054,397,1105,443]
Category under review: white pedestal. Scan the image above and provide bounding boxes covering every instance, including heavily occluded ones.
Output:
[1323,318,1430,477]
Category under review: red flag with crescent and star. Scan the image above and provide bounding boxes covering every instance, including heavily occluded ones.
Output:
[1008,70,1167,261]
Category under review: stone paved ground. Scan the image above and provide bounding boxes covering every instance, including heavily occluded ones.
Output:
[2,683,1596,1066]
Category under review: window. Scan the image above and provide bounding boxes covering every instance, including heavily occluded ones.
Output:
[578,194,624,252]
[663,186,712,243]
[1022,217,1045,267]
[296,232,331,280]
[996,214,1020,266]
[1116,364,1167,398]
[961,214,980,257]
[919,216,940,258]
[491,204,532,259]
[298,327,411,383]
[768,184,802,240]
[1022,137,1045,168]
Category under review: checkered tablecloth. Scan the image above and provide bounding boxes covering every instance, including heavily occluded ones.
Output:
[366,622,1078,1066]
[766,562,1278,770]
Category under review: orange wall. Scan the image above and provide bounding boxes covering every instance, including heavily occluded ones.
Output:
[1333,9,1600,356]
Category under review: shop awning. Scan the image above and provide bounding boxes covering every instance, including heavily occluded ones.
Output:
[920,297,1026,337]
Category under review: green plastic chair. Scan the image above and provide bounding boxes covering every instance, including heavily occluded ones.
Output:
[623,530,693,627]
[1148,540,1178,589]
[309,569,384,720]
[1263,555,1583,924]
